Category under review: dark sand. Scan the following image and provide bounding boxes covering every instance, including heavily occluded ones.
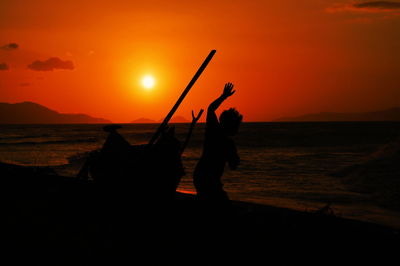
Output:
[2,162,398,265]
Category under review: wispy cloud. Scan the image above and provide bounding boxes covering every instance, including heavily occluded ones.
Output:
[0,63,9,70]
[327,1,400,13]
[355,1,400,10]
[28,57,74,71]
[1,43,19,51]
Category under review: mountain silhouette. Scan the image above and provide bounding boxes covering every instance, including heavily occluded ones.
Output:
[131,116,189,124]
[159,115,189,123]
[0,102,111,124]
[275,107,400,122]
[131,118,157,124]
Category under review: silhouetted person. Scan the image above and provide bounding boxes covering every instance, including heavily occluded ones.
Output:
[193,82,243,206]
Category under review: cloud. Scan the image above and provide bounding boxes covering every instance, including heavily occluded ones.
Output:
[28,57,74,71]
[1,43,19,50]
[0,63,9,70]
[354,1,400,10]
[327,1,400,13]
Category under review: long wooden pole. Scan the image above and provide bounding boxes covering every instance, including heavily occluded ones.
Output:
[148,50,216,146]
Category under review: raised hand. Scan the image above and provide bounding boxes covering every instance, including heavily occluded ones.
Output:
[181,109,204,154]
[208,82,236,112]
[222,82,235,98]
[191,109,204,124]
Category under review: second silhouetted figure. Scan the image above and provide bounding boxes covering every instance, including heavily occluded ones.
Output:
[193,82,243,205]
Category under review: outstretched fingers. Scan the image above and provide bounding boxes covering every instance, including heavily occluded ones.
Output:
[197,109,204,120]
[225,82,234,90]
[223,82,235,97]
[191,109,204,123]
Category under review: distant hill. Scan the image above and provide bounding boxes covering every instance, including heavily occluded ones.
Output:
[167,116,189,123]
[275,107,400,122]
[131,115,189,124]
[131,118,157,124]
[0,102,111,124]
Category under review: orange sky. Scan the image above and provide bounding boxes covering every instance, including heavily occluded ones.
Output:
[1,0,399,122]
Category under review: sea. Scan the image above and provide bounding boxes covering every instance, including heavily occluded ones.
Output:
[1,122,400,229]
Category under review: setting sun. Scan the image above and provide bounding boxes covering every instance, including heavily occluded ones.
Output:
[141,75,156,90]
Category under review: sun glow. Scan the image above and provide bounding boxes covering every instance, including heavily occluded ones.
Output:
[141,75,156,90]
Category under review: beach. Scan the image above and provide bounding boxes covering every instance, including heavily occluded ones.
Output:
[2,160,398,265]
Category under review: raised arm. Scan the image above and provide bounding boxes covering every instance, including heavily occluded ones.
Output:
[180,109,204,155]
[208,82,235,112]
